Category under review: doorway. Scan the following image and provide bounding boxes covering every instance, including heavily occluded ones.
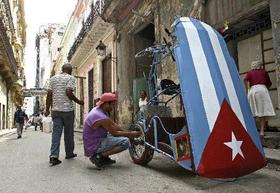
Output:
[133,23,155,113]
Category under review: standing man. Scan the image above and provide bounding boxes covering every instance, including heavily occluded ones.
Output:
[45,63,84,166]
[33,114,39,131]
[14,106,28,139]
[83,92,142,169]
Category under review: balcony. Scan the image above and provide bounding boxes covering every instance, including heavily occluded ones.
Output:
[0,0,18,82]
[67,0,112,67]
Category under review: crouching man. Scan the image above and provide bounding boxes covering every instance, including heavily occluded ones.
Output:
[83,92,141,169]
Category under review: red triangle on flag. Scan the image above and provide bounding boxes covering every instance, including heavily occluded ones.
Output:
[197,100,266,179]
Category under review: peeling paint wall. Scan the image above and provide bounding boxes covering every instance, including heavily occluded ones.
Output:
[116,32,135,128]
[156,0,195,117]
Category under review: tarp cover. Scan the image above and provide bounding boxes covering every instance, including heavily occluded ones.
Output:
[172,17,266,178]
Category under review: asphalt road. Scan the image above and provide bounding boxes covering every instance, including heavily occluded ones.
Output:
[0,128,279,193]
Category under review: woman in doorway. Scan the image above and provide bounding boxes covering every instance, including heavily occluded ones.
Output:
[244,60,275,137]
[138,90,148,119]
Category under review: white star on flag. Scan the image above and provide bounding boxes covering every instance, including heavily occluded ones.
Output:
[224,132,244,161]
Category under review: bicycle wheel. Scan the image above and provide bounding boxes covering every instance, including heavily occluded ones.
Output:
[129,123,154,165]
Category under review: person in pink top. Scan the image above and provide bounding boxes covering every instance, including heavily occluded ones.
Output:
[83,92,142,169]
[244,61,275,137]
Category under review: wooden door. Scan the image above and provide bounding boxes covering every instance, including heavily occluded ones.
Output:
[88,69,94,112]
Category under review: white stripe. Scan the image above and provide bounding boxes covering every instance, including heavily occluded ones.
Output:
[182,19,220,131]
[201,22,246,129]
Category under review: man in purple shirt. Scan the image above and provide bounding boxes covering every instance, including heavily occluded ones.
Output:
[83,92,141,169]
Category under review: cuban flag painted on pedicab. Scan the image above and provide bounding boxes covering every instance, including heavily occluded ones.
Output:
[172,17,266,179]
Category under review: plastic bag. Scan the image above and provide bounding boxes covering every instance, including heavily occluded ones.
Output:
[42,117,53,133]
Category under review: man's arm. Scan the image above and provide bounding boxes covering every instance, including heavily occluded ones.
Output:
[24,113,28,122]
[14,112,16,125]
[94,119,141,138]
[66,88,84,105]
[243,79,249,93]
[45,90,52,116]
[112,122,126,131]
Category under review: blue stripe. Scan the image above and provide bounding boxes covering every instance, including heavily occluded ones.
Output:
[215,31,264,153]
[190,18,230,106]
[174,21,210,169]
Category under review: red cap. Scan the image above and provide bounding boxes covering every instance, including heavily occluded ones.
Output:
[96,92,117,106]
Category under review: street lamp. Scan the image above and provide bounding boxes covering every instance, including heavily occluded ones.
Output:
[96,40,106,56]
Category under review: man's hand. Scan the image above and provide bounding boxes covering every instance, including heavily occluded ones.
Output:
[129,131,142,138]
[79,100,84,105]
[44,109,50,117]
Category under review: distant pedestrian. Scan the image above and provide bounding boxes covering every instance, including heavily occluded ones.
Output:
[38,112,44,131]
[244,61,275,137]
[33,114,39,131]
[14,106,28,139]
[83,92,142,169]
[45,63,84,166]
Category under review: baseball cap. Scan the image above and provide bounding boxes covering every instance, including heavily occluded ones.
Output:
[96,92,117,106]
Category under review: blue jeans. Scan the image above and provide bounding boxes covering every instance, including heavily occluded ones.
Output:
[50,111,74,158]
[96,134,130,153]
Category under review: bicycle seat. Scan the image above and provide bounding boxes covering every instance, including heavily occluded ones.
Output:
[160,79,180,95]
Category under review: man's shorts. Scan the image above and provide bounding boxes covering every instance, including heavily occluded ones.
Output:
[97,134,130,153]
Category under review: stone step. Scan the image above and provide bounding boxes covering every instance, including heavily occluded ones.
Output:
[262,132,280,149]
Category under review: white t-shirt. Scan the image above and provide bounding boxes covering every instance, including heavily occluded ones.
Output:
[48,73,76,112]
[139,98,147,112]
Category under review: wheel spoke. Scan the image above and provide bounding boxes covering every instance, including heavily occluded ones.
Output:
[129,123,154,165]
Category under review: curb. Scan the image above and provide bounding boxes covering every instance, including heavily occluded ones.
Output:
[0,129,16,138]
[264,148,280,165]
[266,157,280,165]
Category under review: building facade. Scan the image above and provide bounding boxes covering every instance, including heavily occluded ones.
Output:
[46,0,280,131]
[34,24,65,114]
[0,0,26,129]
[67,0,114,129]
[98,0,280,129]
[204,0,280,127]
[51,0,89,75]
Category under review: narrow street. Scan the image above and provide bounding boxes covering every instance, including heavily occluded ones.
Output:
[0,128,279,193]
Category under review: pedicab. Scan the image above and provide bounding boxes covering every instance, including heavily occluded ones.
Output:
[129,17,267,179]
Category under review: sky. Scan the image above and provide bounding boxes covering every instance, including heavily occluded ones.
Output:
[24,0,77,88]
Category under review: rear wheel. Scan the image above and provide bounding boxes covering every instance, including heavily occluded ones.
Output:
[129,123,154,165]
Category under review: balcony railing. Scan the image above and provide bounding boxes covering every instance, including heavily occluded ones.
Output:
[0,0,18,78]
[67,0,105,61]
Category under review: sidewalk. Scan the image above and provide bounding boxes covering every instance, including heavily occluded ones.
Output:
[0,128,16,137]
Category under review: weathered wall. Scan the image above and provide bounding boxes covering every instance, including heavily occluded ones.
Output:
[205,0,266,27]
[155,0,195,117]
[116,32,135,128]
[115,0,195,127]
[270,0,280,110]
[237,29,280,127]
[108,0,280,130]
[76,29,116,124]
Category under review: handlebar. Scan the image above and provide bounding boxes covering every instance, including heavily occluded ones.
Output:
[135,45,167,58]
